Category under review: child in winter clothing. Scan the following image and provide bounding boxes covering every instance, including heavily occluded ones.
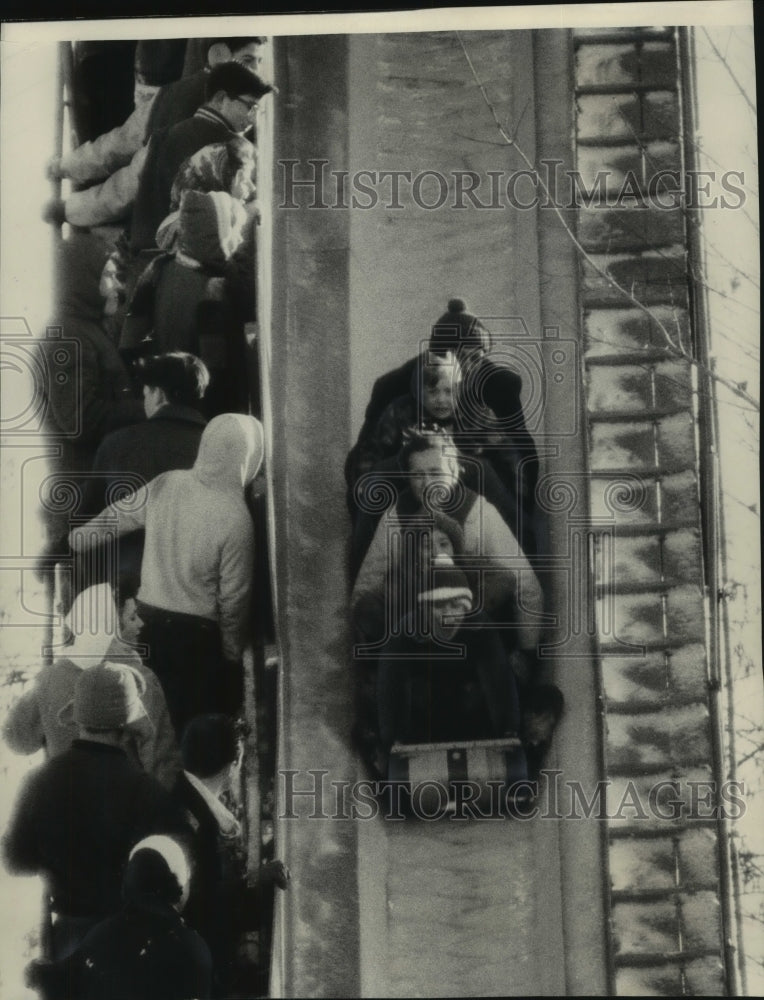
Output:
[376,561,525,751]
[104,137,257,347]
[156,137,257,251]
[349,350,462,492]
[353,509,465,645]
[120,189,251,417]
[352,511,465,777]
[69,414,265,738]
[348,347,532,576]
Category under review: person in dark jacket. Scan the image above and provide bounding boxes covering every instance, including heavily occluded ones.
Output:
[73,351,208,595]
[25,835,212,1000]
[2,662,188,960]
[91,351,209,498]
[175,714,289,997]
[38,231,144,567]
[129,60,271,255]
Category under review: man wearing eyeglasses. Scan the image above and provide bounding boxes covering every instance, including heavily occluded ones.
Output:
[129,61,273,254]
[44,38,268,234]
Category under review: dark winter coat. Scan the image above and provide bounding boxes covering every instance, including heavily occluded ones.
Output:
[84,402,207,513]
[130,106,244,253]
[145,70,207,137]
[174,772,266,995]
[2,740,187,919]
[39,232,144,550]
[376,610,523,748]
[27,901,212,1000]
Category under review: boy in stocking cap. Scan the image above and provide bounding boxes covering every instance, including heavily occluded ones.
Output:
[376,560,524,754]
[2,662,187,960]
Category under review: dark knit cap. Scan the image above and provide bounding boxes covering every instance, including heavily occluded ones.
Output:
[74,661,147,730]
[430,298,491,355]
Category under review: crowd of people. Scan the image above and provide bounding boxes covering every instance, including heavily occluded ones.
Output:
[3,37,287,1000]
[345,298,564,782]
[2,32,566,999]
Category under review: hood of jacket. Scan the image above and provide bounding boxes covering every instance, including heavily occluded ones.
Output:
[177,189,248,269]
[55,231,111,324]
[192,413,264,491]
[63,583,118,668]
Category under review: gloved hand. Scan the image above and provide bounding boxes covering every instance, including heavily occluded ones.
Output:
[261,858,291,890]
[45,154,67,181]
[41,197,67,227]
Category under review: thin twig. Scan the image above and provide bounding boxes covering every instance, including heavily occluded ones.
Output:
[454,31,760,413]
[701,27,757,116]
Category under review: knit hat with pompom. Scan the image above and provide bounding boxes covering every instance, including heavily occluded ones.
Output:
[430,298,491,355]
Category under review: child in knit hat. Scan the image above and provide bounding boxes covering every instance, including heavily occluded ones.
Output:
[375,559,525,752]
[353,428,544,655]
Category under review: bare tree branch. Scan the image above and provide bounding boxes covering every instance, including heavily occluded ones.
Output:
[701,27,758,116]
[454,32,760,412]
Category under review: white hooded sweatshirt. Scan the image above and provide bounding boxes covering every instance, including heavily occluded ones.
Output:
[71,414,265,660]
